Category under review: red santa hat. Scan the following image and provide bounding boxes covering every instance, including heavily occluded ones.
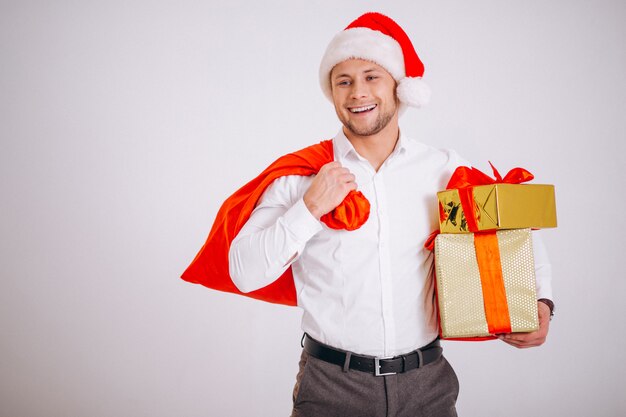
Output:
[319,12,430,109]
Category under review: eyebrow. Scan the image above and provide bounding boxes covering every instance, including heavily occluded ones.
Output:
[332,68,380,80]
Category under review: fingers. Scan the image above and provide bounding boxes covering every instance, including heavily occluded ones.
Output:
[321,163,357,185]
[304,162,358,218]
[497,302,550,349]
[319,161,341,171]
[498,332,546,349]
[320,166,357,194]
[338,172,357,188]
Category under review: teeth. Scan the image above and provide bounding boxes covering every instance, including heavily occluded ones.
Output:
[350,104,376,113]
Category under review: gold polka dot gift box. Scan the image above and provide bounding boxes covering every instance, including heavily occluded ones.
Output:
[434,229,538,339]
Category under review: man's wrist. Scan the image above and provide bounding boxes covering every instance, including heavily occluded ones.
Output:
[303,194,323,219]
[538,298,555,320]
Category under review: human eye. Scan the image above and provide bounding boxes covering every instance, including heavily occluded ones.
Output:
[336,79,351,86]
[366,75,379,81]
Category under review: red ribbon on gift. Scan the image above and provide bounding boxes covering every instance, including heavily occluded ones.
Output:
[474,231,511,335]
[444,162,534,233]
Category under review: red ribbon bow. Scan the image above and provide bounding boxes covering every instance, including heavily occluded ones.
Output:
[445,162,534,233]
[425,163,534,250]
[446,162,534,189]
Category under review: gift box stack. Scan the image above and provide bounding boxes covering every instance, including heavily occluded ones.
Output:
[431,163,557,340]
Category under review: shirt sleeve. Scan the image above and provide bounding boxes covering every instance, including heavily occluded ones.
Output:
[228,175,323,293]
[531,230,553,301]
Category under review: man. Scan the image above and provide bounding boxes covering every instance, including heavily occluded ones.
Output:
[226,12,553,416]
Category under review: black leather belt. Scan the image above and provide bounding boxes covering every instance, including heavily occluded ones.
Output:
[302,334,442,376]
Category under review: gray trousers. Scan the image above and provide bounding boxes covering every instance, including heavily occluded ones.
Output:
[291,350,459,417]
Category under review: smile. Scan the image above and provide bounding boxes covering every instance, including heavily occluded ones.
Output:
[349,104,377,114]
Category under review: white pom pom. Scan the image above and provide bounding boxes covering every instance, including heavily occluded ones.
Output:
[396,77,431,108]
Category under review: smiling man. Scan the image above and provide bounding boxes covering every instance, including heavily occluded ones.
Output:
[223,12,553,417]
[332,60,398,138]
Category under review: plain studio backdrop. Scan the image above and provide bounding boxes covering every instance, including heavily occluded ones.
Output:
[1,1,624,416]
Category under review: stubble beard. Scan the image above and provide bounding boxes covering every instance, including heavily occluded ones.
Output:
[340,102,397,137]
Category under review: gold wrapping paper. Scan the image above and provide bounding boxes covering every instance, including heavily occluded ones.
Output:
[438,184,557,234]
[434,229,539,338]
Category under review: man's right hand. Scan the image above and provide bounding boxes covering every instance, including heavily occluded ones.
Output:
[303,161,357,219]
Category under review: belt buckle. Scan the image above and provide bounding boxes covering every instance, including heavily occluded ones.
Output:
[374,357,396,377]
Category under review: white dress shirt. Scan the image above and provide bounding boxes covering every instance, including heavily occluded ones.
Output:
[229,130,552,357]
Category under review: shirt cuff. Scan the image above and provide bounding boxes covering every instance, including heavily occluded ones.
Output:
[535,264,553,300]
[280,197,323,243]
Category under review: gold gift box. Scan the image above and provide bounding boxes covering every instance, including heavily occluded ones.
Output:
[434,229,539,338]
[438,184,557,234]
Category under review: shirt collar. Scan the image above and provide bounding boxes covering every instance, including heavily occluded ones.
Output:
[333,128,410,162]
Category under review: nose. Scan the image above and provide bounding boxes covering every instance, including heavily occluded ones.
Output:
[349,79,369,100]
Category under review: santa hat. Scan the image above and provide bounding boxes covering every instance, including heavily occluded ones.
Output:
[319,12,430,109]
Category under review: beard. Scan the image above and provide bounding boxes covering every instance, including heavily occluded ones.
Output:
[339,101,398,137]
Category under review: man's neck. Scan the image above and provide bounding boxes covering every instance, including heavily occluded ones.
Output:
[343,116,400,172]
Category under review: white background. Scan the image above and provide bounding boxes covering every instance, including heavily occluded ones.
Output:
[1,1,625,416]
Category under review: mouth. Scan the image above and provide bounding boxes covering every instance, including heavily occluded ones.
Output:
[348,104,377,114]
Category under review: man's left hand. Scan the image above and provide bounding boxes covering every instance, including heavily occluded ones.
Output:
[498,301,551,349]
